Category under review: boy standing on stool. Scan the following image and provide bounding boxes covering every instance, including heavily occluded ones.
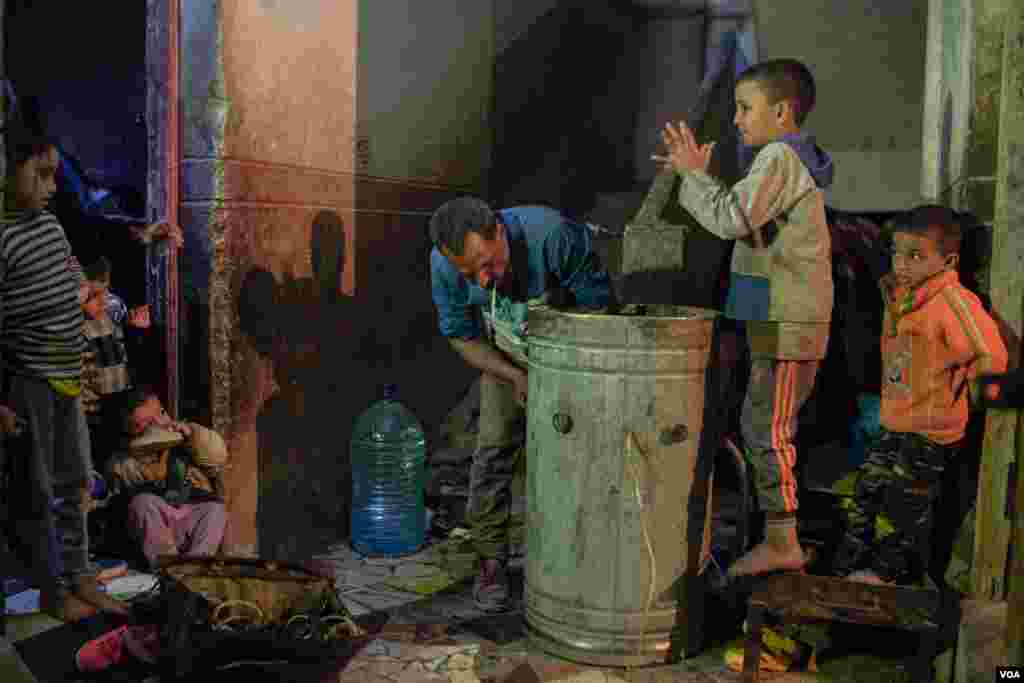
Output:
[832,206,1006,585]
[655,59,834,577]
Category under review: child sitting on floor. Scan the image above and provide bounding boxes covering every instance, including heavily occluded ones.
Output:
[104,388,229,568]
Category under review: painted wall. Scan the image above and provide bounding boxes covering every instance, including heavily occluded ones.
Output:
[757,0,929,211]
[182,0,489,557]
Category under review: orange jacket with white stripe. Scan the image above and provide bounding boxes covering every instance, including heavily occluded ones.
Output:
[880,269,1007,445]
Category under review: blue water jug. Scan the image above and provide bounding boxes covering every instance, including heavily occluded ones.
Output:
[350,384,428,557]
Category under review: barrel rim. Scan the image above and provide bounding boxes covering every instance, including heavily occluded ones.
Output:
[529,304,720,321]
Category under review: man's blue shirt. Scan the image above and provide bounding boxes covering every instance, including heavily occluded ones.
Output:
[430,206,612,340]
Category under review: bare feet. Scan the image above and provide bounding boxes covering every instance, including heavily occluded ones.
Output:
[73,575,133,617]
[728,541,806,577]
[846,570,893,586]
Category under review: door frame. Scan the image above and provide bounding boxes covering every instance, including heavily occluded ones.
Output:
[146,0,181,418]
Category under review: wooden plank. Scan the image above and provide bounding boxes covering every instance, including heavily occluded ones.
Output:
[145,0,181,418]
[163,0,181,419]
[997,3,1024,666]
[972,0,1018,604]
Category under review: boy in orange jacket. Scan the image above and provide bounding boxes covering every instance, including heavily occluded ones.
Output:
[832,205,1007,585]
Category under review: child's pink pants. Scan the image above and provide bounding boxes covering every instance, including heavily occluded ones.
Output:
[127,493,227,567]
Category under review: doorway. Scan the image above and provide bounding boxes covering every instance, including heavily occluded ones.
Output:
[3,0,184,419]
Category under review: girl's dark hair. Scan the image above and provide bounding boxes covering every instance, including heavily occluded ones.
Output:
[4,118,57,172]
[114,386,160,434]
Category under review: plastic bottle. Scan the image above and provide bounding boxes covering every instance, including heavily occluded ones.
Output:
[350,384,428,557]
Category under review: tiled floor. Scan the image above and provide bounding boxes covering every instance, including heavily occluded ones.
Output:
[313,540,525,621]
[3,546,932,683]
[2,500,933,682]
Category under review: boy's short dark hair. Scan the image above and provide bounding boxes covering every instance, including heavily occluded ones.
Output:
[890,204,964,256]
[114,386,159,434]
[738,59,817,126]
[84,255,112,282]
[428,197,497,257]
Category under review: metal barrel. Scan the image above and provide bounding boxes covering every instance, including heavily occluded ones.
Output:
[524,304,718,667]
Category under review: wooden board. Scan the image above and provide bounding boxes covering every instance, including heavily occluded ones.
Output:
[973,0,1021,603]
[996,4,1024,666]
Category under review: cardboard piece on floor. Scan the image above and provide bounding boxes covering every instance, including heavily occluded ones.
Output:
[3,591,39,616]
[102,572,157,600]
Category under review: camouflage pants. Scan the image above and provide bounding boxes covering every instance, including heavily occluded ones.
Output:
[465,364,526,562]
[833,429,957,584]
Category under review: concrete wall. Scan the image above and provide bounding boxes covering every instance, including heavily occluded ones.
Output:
[628,14,705,185]
[921,0,976,209]
[358,1,493,187]
[490,0,639,215]
[756,0,929,211]
[962,0,1013,224]
[182,0,489,557]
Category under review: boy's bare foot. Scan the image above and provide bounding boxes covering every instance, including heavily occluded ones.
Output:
[846,570,892,586]
[727,540,806,577]
[73,575,133,617]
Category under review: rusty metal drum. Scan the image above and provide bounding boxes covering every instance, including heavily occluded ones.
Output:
[524,304,717,666]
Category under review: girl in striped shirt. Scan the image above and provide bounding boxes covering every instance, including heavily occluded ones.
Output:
[1,121,130,621]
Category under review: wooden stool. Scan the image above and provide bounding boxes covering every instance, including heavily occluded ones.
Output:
[742,573,955,683]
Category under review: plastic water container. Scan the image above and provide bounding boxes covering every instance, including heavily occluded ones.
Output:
[350,384,428,557]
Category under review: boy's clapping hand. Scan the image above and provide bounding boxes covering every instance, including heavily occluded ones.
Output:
[651,121,716,175]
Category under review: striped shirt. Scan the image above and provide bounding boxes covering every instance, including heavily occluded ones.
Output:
[82,314,131,414]
[0,210,86,380]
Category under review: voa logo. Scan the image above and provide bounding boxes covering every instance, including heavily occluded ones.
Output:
[998,668,1022,680]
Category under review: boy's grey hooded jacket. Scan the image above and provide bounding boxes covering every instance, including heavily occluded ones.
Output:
[676,133,835,360]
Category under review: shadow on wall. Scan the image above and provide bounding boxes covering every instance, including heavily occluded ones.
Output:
[236,207,476,558]
[350,212,476,442]
[238,210,366,559]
